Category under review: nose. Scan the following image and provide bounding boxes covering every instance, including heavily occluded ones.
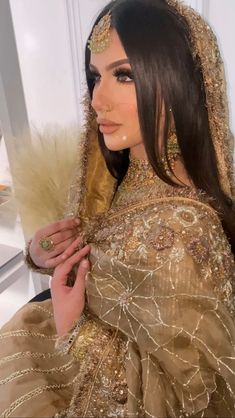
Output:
[91,82,112,113]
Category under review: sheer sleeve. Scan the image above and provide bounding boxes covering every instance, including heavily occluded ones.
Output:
[125,255,235,417]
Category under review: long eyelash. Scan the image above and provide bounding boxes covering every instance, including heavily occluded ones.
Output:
[113,68,134,80]
[88,70,100,82]
[87,68,134,83]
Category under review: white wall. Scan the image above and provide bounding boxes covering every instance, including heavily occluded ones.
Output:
[9,0,79,128]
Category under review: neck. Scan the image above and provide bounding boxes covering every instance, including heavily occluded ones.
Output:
[129,143,148,160]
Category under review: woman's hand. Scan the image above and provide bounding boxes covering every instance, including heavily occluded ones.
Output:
[29,218,82,269]
[51,237,91,336]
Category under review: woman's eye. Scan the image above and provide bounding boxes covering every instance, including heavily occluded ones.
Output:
[113,69,134,83]
[89,72,101,83]
[88,68,133,84]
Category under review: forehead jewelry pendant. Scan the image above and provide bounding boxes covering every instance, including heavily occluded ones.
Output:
[88,12,112,54]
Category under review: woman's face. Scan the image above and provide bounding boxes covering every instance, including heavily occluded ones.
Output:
[90,29,147,159]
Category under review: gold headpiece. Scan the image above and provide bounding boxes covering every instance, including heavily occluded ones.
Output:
[88,12,112,54]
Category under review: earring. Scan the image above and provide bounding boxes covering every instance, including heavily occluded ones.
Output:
[162,130,181,173]
[168,129,181,165]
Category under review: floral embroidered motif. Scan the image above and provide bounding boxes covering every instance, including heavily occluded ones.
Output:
[180,210,195,223]
[176,208,197,225]
[148,225,175,251]
[185,237,210,264]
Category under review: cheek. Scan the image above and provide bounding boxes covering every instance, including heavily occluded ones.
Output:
[123,107,141,140]
[119,103,140,127]
[116,103,141,141]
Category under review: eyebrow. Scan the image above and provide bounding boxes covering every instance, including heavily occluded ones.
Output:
[89,58,130,72]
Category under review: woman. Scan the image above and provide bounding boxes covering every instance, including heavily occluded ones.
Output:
[1,0,235,416]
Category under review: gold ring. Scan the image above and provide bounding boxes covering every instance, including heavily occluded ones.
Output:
[39,237,55,252]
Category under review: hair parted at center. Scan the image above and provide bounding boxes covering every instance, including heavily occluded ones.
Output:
[85,0,235,253]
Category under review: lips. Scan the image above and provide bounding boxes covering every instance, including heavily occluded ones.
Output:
[99,124,120,134]
[97,119,121,134]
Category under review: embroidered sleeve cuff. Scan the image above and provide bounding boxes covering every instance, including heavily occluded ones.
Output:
[24,239,54,276]
[54,314,87,355]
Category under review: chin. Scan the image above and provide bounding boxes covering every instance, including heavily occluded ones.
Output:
[103,139,129,152]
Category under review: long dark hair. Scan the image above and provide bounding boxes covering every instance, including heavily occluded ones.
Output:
[85,0,235,253]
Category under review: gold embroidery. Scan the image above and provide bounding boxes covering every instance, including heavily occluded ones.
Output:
[70,318,102,361]
[185,236,210,264]
[57,320,128,417]
[55,314,87,355]
[167,0,234,197]
[178,208,196,224]
[31,304,54,317]
[0,350,62,367]
[148,225,175,251]
[112,156,203,215]
[85,174,234,318]
[3,376,80,418]
[0,330,57,340]
[0,361,73,385]
[111,379,128,404]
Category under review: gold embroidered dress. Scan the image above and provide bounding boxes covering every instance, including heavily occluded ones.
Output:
[0,158,235,417]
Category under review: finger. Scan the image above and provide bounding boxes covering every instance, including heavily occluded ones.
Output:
[61,237,84,260]
[53,245,91,286]
[51,250,90,290]
[63,245,91,271]
[37,235,78,265]
[41,230,78,259]
[45,237,83,268]
[48,229,80,247]
[73,258,90,295]
[36,218,80,239]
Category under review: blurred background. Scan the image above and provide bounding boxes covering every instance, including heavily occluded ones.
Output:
[0,0,234,325]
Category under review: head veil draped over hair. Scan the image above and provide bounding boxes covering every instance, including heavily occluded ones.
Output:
[65,0,234,224]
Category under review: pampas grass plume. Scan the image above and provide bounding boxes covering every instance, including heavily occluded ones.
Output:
[11,125,80,238]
